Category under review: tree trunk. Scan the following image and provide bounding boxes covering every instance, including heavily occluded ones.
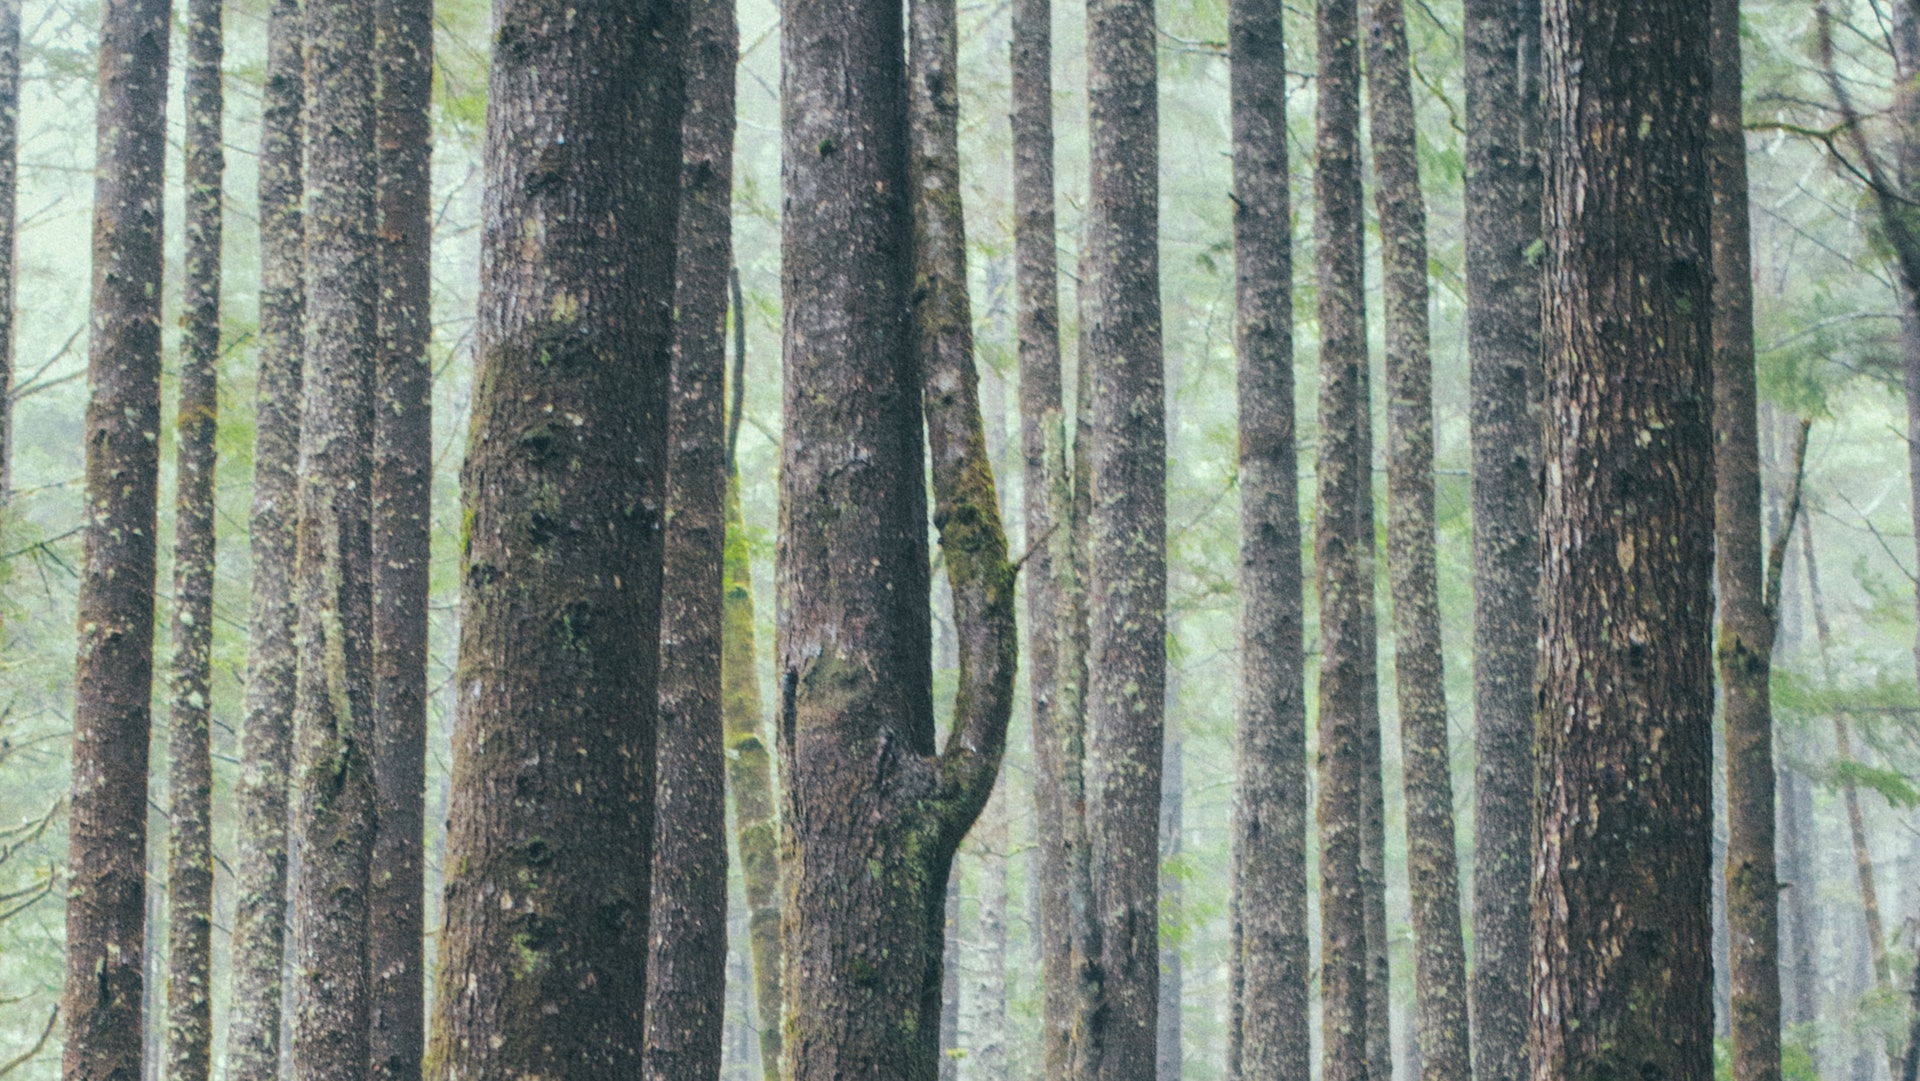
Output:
[1529,2,1717,1078]
[0,0,19,510]
[941,876,962,1081]
[368,0,433,1074]
[1710,0,1785,1074]
[1462,0,1541,1074]
[166,1,223,1078]
[426,1,686,1076]
[62,0,170,1075]
[974,785,1010,1081]
[1364,1,1471,1077]
[228,3,304,1077]
[774,0,1017,1069]
[290,0,381,1076]
[1778,744,1818,1029]
[1315,0,1375,1078]
[645,0,736,1070]
[1156,734,1183,1081]
[1227,2,1309,1076]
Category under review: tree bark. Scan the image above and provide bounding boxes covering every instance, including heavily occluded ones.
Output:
[1315,0,1375,1078]
[290,0,381,1076]
[1227,2,1308,1077]
[644,0,736,1071]
[1364,1,1471,1077]
[974,785,1010,1081]
[368,0,433,1074]
[228,3,304,1077]
[1156,733,1182,1081]
[166,1,223,1078]
[1530,2,1716,1078]
[426,1,685,1076]
[62,0,169,1075]
[0,0,19,509]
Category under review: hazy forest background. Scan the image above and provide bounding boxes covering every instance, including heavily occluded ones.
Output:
[0,0,1911,1079]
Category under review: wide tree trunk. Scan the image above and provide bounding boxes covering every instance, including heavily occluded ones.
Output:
[290,0,381,1076]
[426,1,686,1076]
[228,3,304,1077]
[1462,0,1541,1073]
[1365,1,1470,1077]
[1314,1,1375,1079]
[1529,2,1717,1078]
[775,0,1016,1070]
[368,0,433,1074]
[1710,0,1786,1075]
[644,0,736,1070]
[62,0,169,1075]
[166,1,223,1078]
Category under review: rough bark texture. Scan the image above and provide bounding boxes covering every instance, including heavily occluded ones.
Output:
[228,3,304,1077]
[1778,747,1817,1029]
[426,1,685,1076]
[368,0,433,1074]
[1462,0,1541,1071]
[1082,0,1167,1073]
[1364,2,1471,1077]
[62,0,169,1076]
[290,0,381,1076]
[644,0,736,1070]
[0,0,18,506]
[1529,2,1716,1078]
[1156,734,1182,1081]
[1710,0,1783,1076]
[1227,0,1308,1077]
[1315,1,1374,1079]
[775,0,1016,1070]
[165,1,223,1078]
[973,787,1010,1081]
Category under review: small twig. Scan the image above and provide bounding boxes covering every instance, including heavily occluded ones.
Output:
[1010,521,1060,574]
[0,1006,56,1078]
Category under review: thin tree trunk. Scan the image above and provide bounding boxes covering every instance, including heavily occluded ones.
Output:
[975,785,1010,1081]
[1711,0,1787,1073]
[1463,0,1541,1073]
[0,0,20,509]
[228,3,304,1077]
[290,0,381,1075]
[368,0,433,1074]
[1156,733,1183,1081]
[1778,742,1818,1029]
[1227,0,1308,1074]
[62,0,170,1074]
[1082,0,1167,1071]
[166,0,223,1077]
[1315,0,1374,1077]
[1530,2,1717,1077]
[645,0,737,1068]
[942,876,962,1081]
[1364,1,1470,1076]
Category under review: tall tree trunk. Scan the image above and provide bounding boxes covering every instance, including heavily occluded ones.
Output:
[1778,743,1818,1029]
[974,785,1010,1081]
[166,1,223,1077]
[1710,0,1787,1074]
[1462,0,1541,1073]
[1156,732,1182,1081]
[645,0,737,1069]
[941,877,962,1081]
[1315,0,1375,1078]
[62,0,169,1075]
[427,2,685,1076]
[1227,0,1309,1075]
[774,0,1017,1070]
[1364,1,1471,1077]
[368,0,433,1075]
[0,0,19,510]
[1529,2,1717,1078]
[228,3,304,1077]
[1082,0,1167,1071]
[290,0,381,1076]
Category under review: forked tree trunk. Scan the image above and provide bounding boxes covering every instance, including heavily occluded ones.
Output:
[166,1,223,1077]
[1529,2,1717,1078]
[228,3,304,1077]
[62,0,169,1075]
[427,2,686,1076]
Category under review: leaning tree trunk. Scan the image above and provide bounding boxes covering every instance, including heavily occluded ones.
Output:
[1462,0,1541,1072]
[62,0,170,1076]
[0,0,19,509]
[165,1,223,1078]
[426,1,686,1076]
[1227,0,1309,1076]
[643,0,737,1070]
[1314,0,1374,1079]
[1364,0,1471,1077]
[228,2,304,1077]
[368,0,433,1074]
[1082,0,1167,1072]
[290,0,381,1076]
[1529,2,1717,1078]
